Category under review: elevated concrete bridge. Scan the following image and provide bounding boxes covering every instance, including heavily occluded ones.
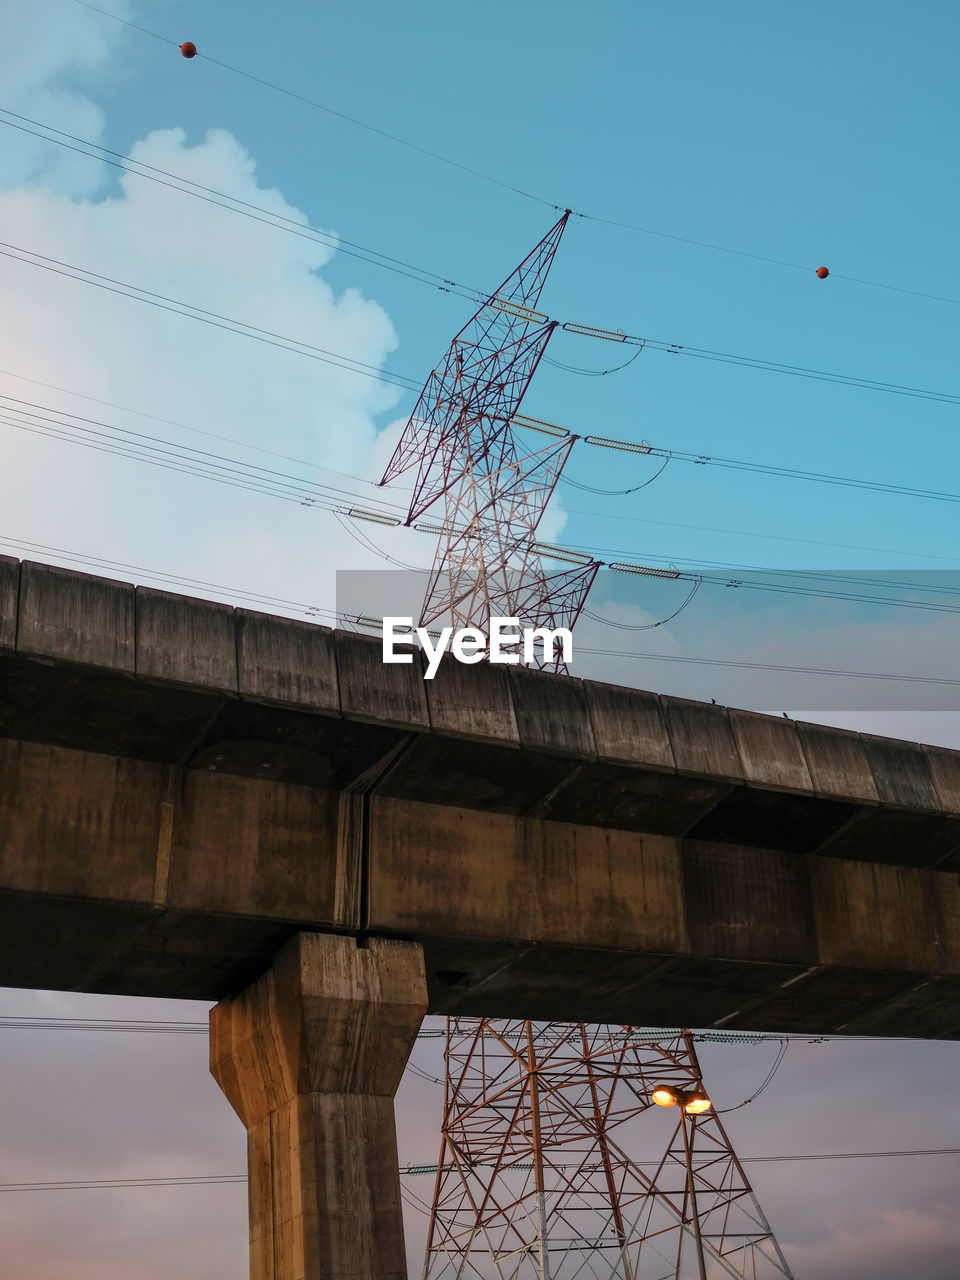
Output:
[2,554,959,1279]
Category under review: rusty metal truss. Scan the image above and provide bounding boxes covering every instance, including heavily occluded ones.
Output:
[378,215,601,669]
[422,1021,795,1280]
[380,213,570,525]
[417,429,599,651]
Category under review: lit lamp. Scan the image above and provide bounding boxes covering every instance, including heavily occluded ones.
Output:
[650,1083,712,1280]
[650,1085,712,1114]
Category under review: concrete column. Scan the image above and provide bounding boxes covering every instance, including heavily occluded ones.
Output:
[210,933,428,1280]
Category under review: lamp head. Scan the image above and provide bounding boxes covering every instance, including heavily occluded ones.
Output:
[651,1086,679,1108]
[683,1091,712,1115]
[651,1084,712,1114]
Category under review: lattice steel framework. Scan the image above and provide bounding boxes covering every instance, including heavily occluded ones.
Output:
[381,213,569,522]
[378,216,599,669]
[422,1021,795,1280]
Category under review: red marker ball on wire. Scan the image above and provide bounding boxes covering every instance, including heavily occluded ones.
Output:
[180,41,197,58]
[816,265,829,279]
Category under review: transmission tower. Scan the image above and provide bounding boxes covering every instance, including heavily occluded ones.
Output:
[421,1020,795,1280]
[378,216,599,668]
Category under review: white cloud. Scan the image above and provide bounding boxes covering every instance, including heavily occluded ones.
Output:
[0,1,440,631]
[2,11,959,1280]
[0,111,425,616]
[0,0,136,194]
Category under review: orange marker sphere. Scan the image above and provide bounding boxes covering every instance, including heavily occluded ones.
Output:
[180,41,197,58]
[816,265,829,279]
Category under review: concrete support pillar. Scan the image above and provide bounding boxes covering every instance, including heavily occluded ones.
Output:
[210,933,428,1280]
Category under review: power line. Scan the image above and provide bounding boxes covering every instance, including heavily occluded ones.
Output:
[573,428,960,506]
[0,1016,932,1046]
[0,1175,247,1192]
[398,1149,960,1179]
[8,396,960,617]
[600,329,960,409]
[0,393,409,512]
[583,578,702,632]
[10,101,960,413]
[0,107,480,306]
[0,365,952,570]
[2,1146,958,1193]
[333,509,430,574]
[8,208,960,435]
[572,645,960,688]
[0,1016,208,1034]
[66,0,558,212]
[0,361,954,570]
[0,366,411,496]
[4,244,960,514]
[561,532,960,591]
[716,1041,790,1114]
[562,504,960,567]
[400,1148,960,1174]
[66,0,960,309]
[0,537,336,620]
[1,408,359,511]
[6,397,960,636]
[1,524,960,696]
[0,403,428,576]
[0,240,421,392]
[2,531,958,689]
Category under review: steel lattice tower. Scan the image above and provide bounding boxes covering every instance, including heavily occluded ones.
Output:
[379,216,599,668]
[422,1021,794,1280]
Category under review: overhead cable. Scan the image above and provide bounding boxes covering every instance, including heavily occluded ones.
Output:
[0,107,480,305]
[0,240,420,391]
[5,404,960,631]
[1,534,956,688]
[1,366,952,566]
[8,225,960,422]
[68,0,960,308]
[4,1146,958,1192]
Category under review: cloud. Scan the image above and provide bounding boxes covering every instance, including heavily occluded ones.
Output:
[785,1203,960,1279]
[0,989,444,1280]
[0,989,246,1280]
[0,0,136,195]
[0,2,567,625]
[2,8,960,1280]
[0,20,435,1265]
[566,568,960,718]
[0,113,424,614]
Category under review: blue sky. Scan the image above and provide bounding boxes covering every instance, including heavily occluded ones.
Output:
[4,0,958,721]
[1,1,959,1275]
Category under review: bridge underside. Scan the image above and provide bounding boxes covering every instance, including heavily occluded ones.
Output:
[2,555,960,1038]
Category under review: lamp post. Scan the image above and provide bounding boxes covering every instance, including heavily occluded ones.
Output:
[651,1084,712,1280]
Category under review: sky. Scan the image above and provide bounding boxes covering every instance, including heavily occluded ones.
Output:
[0,0,958,1274]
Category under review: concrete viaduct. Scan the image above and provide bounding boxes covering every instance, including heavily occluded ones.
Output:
[2,555,959,1279]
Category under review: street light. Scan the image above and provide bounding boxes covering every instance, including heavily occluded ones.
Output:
[650,1084,712,1280]
[650,1085,712,1114]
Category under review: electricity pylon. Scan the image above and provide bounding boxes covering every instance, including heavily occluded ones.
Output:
[421,1021,795,1280]
[380,213,568,522]
[379,216,599,669]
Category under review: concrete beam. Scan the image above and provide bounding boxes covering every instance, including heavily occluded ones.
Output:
[3,557,960,857]
[2,558,960,1036]
[210,933,427,1280]
[0,731,958,1034]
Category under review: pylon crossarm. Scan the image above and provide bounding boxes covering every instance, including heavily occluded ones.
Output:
[382,222,564,501]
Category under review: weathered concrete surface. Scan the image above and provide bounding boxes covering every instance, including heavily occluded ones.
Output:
[210,933,427,1280]
[2,555,960,1036]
